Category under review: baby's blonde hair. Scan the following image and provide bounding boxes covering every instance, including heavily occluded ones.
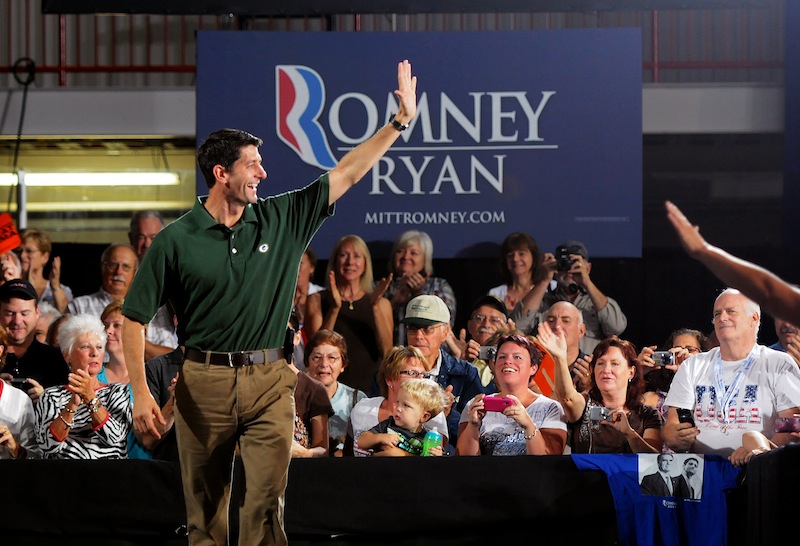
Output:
[399,378,448,419]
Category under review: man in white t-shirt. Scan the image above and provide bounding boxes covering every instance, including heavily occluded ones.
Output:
[664,288,800,465]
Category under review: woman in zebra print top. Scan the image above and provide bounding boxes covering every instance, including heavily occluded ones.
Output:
[34,314,131,459]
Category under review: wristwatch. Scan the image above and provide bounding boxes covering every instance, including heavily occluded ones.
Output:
[389,113,409,132]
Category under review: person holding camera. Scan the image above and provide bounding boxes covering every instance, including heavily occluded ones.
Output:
[446,294,509,388]
[457,332,566,456]
[512,240,627,355]
[538,322,662,454]
[639,328,706,426]
[0,279,69,398]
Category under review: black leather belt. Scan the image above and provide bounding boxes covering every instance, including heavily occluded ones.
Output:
[185,347,284,367]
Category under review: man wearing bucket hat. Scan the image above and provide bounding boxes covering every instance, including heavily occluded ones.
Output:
[403,294,489,453]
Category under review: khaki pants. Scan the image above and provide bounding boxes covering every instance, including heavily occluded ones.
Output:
[175,355,296,546]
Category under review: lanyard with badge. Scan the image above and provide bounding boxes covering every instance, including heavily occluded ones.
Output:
[713,346,757,433]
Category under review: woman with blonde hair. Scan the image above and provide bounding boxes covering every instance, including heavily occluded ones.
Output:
[345,346,449,456]
[306,234,393,394]
[19,228,73,313]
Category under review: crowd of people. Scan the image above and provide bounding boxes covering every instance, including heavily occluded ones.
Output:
[2,215,798,467]
[1,59,799,545]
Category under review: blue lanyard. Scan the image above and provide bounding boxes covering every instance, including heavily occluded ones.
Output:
[713,346,757,428]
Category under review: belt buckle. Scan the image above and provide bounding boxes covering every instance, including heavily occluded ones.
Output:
[228,351,254,367]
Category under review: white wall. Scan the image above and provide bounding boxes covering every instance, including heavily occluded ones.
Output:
[0,84,784,139]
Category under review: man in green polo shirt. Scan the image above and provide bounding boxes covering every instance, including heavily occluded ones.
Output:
[122,60,417,546]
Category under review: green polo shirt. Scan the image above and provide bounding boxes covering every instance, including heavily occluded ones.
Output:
[122,174,333,351]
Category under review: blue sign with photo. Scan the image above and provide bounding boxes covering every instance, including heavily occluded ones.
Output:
[196,29,642,258]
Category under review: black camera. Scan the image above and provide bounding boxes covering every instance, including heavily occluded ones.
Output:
[556,246,579,272]
[677,408,695,427]
[10,378,34,391]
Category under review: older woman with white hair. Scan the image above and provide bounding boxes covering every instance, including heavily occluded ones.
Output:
[384,230,456,345]
[34,314,131,459]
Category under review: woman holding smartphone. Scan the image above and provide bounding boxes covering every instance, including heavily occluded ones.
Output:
[456,333,566,456]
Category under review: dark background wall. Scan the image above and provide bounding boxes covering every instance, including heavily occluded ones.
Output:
[54,132,792,352]
[58,242,797,354]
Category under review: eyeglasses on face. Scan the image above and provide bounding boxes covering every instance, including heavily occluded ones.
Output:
[470,314,506,326]
[103,261,135,273]
[676,345,702,354]
[309,354,341,364]
[398,370,432,379]
[406,324,443,336]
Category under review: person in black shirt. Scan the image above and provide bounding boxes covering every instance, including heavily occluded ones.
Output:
[139,346,183,462]
[0,279,68,398]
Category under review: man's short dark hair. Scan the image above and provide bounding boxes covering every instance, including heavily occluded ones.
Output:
[684,456,699,466]
[197,129,263,189]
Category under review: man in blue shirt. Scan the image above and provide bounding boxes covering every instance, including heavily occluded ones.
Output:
[403,294,489,454]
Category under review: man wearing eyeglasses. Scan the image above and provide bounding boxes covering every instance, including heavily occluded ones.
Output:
[447,295,509,388]
[68,243,177,360]
[403,294,489,453]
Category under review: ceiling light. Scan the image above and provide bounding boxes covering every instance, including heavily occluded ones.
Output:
[0,172,180,187]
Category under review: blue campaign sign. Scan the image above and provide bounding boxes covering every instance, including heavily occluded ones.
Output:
[196,29,642,259]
